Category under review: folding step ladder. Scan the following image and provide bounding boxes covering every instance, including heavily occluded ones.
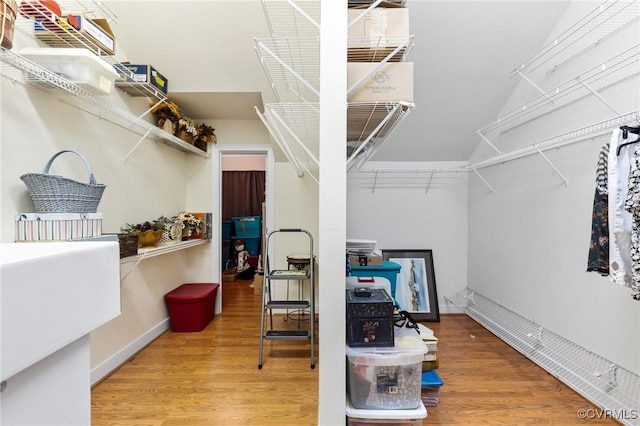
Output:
[258,228,315,369]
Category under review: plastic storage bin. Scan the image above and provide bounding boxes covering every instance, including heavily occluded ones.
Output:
[232,216,261,238]
[222,221,233,240]
[350,261,401,300]
[20,47,119,95]
[346,398,427,426]
[346,332,427,409]
[164,283,219,332]
[346,276,392,298]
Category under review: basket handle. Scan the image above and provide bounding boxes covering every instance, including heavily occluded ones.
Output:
[43,150,97,185]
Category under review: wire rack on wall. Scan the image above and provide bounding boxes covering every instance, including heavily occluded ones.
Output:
[512,0,640,77]
[480,43,640,137]
[448,288,640,426]
[255,0,416,181]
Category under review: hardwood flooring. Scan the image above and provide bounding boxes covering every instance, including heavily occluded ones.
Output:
[91,279,615,425]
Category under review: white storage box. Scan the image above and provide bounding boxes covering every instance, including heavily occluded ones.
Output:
[15,212,103,242]
[346,238,377,254]
[346,398,427,426]
[346,332,427,409]
[20,47,118,95]
[348,2,410,49]
[348,62,414,103]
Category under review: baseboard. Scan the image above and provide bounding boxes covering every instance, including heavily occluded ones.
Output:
[90,318,170,386]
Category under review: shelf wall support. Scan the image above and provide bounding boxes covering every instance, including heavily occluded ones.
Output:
[286,0,320,30]
[347,103,402,168]
[123,129,152,163]
[471,168,495,194]
[477,131,502,154]
[536,149,569,186]
[269,107,320,166]
[256,40,320,98]
[255,107,304,177]
[578,79,620,115]
[425,171,434,195]
[372,171,378,195]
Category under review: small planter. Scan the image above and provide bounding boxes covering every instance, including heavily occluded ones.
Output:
[135,229,164,247]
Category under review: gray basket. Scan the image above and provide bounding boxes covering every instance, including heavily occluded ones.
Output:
[20,150,106,213]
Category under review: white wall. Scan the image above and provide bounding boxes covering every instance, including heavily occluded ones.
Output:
[467,1,640,374]
[347,161,469,313]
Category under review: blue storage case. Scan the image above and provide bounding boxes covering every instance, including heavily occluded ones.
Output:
[421,369,443,407]
[350,260,401,300]
[222,221,233,240]
[232,216,261,238]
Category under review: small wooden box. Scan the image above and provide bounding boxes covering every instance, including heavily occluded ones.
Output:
[346,288,395,347]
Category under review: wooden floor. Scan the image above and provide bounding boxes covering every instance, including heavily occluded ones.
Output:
[91,279,615,425]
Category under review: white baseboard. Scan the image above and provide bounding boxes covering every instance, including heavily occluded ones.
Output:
[90,319,170,386]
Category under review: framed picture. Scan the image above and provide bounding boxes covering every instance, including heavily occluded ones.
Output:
[382,249,440,322]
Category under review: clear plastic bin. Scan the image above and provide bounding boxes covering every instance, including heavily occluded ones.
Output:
[346,397,427,425]
[346,331,427,409]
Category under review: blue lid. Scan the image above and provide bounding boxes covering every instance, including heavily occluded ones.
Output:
[350,260,401,270]
[421,369,443,387]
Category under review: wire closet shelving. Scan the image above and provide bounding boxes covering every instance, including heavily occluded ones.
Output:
[1,0,209,159]
[255,0,416,182]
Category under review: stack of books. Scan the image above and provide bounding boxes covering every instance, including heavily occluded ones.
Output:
[417,323,443,407]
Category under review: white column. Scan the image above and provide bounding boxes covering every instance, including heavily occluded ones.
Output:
[318,0,348,425]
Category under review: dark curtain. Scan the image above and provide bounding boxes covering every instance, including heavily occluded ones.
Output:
[221,171,266,221]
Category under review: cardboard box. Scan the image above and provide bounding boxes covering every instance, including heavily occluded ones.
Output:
[34,15,116,56]
[15,212,103,242]
[349,253,383,267]
[348,62,413,103]
[117,63,169,94]
[348,2,409,49]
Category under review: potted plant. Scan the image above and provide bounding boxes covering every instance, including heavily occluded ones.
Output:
[175,116,198,144]
[121,216,171,247]
[150,100,181,133]
[195,123,216,152]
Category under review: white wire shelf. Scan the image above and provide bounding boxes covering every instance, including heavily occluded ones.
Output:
[254,37,320,104]
[511,0,640,77]
[471,111,640,172]
[347,101,415,171]
[14,0,118,57]
[448,288,640,426]
[480,43,640,136]
[120,239,210,281]
[261,0,320,39]
[0,49,210,158]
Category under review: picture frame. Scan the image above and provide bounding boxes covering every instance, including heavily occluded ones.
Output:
[382,249,440,322]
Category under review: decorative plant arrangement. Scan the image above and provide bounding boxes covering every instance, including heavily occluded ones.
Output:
[121,213,203,247]
[121,216,172,247]
[149,99,216,152]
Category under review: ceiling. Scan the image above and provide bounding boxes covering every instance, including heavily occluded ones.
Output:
[104,0,570,162]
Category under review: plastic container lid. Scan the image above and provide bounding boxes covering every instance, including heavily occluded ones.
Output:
[346,330,427,365]
[345,397,427,420]
[165,283,219,302]
[421,369,443,387]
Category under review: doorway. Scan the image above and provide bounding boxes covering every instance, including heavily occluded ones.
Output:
[213,146,275,312]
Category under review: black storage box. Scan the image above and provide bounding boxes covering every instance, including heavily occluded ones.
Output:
[346,288,395,347]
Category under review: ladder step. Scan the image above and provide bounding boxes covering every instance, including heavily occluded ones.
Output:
[268,270,310,280]
[265,330,309,340]
[266,300,310,310]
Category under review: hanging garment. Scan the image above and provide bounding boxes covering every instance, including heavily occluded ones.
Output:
[624,142,640,300]
[607,129,635,287]
[587,142,610,275]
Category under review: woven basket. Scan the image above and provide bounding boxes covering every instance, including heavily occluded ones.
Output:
[20,150,106,213]
[222,259,238,282]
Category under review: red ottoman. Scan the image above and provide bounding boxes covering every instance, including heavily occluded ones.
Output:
[164,283,219,332]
